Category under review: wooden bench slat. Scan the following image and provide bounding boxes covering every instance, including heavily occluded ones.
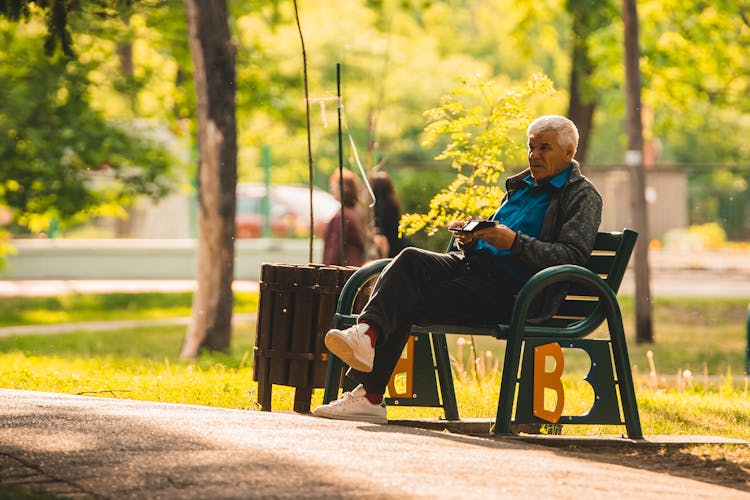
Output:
[555,300,599,318]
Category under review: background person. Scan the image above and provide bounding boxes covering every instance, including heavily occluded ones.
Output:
[323,168,368,267]
[367,171,412,259]
[313,115,602,424]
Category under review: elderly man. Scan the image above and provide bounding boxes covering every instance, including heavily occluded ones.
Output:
[313,115,602,424]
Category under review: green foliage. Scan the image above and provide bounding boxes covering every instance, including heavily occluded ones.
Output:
[635,0,750,165]
[0,0,161,56]
[686,169,750,240]
[4,0,750,243]
[232,0,493,186]
[0,20,176,234]
[399,73,555,237]
[388,165,457,251]
[69,1,195,125]
[640,0,750,115]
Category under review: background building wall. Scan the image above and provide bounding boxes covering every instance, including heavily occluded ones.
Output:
[586,166,688,240]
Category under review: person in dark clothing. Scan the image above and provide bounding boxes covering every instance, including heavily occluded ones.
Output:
[368,171,412,259]
[323,168,368,267]
[313,115,602,424]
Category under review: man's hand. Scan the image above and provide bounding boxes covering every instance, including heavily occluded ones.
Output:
[473,224,516,250]
[450,220,516,250]
[449,221,475,247]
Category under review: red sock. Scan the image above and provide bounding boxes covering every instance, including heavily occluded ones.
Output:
[358,320,380,347]
[365,391,384,405]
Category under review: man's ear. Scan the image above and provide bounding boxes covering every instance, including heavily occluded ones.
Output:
[566,145,575,160]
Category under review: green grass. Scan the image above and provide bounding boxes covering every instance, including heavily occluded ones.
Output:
[0,292,748,440]
[0,292,259,326]
[0,324,261,408]
[2,292,748,495]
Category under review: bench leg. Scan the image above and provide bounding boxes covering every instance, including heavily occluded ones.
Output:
[494,333,523,435]
[323,353,344,404]
[432,333,459,421]
[607,310,643,439]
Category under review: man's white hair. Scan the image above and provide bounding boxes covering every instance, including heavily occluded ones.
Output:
[527,115,579,156]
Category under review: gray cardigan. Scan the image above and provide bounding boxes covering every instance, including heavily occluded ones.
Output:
[505,160,603,319]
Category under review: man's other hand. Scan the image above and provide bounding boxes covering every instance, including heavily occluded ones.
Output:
[472,224,516,250]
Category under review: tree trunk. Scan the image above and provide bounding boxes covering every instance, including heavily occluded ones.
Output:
[623,0,654,344]
[115,19,136,238]
[180,0,237,358]
[567,18,596,165]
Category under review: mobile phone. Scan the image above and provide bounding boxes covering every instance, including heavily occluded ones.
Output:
[450,220,496,233]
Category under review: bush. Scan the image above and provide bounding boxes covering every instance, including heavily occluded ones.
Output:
[664,222,727,251]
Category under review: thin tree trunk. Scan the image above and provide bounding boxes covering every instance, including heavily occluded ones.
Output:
[567,21,596,164]
[623,0,654,343]
[181,0,237,358]
[115,36,136,238]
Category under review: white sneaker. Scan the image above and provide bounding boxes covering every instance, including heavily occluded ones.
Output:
[324,323,375,372]
[312,384,387,424]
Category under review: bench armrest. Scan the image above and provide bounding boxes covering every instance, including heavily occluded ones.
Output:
[499,264,620,340]
[335,258,391,316]
[334,260,622,342]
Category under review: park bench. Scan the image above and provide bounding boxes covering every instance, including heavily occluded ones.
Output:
[322,229,643,439]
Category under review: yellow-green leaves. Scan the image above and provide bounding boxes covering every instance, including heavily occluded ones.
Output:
[401,73,555,236]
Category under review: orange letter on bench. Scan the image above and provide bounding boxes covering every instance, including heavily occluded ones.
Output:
[387,336,415,399]
[533,342,565,423]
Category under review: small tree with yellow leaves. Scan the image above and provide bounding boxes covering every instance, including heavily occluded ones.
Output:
[399,73,555,237]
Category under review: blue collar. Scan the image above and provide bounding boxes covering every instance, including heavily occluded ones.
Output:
[523,164,572,189]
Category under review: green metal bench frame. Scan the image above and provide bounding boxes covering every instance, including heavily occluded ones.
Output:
[322,229,643,438]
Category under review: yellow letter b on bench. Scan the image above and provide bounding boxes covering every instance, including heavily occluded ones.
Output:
[532,342,565,423]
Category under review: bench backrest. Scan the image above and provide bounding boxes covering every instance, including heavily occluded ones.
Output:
[542,229,637,327]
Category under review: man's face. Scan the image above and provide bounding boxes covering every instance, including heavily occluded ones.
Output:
[527,130,574,183]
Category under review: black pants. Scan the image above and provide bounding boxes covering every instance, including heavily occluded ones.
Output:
[352,247,523,394]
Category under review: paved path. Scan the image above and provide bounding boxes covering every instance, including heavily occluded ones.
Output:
[619,269,750,298]
[1,389,747,499]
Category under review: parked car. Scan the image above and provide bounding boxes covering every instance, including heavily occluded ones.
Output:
[236,183,340,238]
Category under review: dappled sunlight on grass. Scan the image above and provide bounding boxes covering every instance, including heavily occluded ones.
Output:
[0,351,260,410]
[0,294,748,444]
[0,322,260,410]
[638,388,750,439]
[1,321,749,443]
[20,309,72,325]
[1,292,749,491]
[0,292,258,326]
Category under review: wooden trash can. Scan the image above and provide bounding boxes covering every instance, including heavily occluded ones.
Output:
[253,263,358,413]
